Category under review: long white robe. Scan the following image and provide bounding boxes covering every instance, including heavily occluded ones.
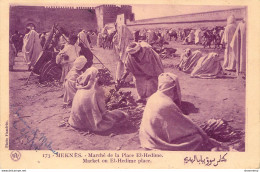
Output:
[68,67,127,131]
[63,56,87,105]
[222,16,237,71]
[191,53,223,79]
[115,25,134,81]
[230,22,246,75]
[194,29,202,44]
[56,44,81,82]
[77,30,91,49]
[22,30,42,67]
[139,73,214,151]
[179,49,203,73]
[125,42,164,99]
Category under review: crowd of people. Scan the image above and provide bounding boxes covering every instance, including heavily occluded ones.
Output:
[9,14,246,151]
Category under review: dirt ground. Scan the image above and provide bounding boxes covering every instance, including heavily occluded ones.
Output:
[9,41,246,151]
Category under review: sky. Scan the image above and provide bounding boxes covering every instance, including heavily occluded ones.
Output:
[131,5,242,20]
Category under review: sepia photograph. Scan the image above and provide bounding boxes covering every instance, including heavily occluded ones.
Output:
[7,3,248,153]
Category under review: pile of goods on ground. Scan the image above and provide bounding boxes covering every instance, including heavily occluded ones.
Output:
[118,105,145,129]
[105,89,137,110]
[201,118,244,142]
[105,88,144,129]
[97,67,114,86]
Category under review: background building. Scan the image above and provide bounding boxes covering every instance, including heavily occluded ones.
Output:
[9,5,135,35]
[9,5,246,35]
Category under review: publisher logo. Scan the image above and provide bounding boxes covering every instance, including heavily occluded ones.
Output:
[10,150,21,161]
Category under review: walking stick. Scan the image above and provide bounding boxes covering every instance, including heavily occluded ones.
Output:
[25,71,33,85]
[78,36,111,72]
[54,26,111,72]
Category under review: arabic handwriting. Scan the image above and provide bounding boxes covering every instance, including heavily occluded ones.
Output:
[184,153,228,167]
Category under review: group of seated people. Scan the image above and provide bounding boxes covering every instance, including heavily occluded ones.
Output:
[178,48,224,79]
[58,37,221,151]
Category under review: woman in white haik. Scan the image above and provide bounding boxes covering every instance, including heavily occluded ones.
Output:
[68,67,127,132]
[63,56,89,107]
[139,72,220,151]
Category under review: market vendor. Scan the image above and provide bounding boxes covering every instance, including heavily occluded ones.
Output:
[139,72,221,151]
[63,55,89,107]
[119,42,164,104]
[56,35,81,83]
[178,48,203,73]
[68,67,127,131]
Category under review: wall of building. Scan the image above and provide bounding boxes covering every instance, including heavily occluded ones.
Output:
[95,5,134,32]
[10,5,245,35]
[126,7,247,30]
[10,6,97,35]
[10,5,135,35]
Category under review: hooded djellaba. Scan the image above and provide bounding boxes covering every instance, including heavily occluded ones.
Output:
[68,67,127,132]
[22,28,43,70]
[120,41,164,103]
[230,19,246,77]
[56,34,81,83]
[178,48,203,73]
[221,15,237,71]
[191,52,224,79]
[114,24,134,82]
[139,72,221,151]
[63,55,88,107]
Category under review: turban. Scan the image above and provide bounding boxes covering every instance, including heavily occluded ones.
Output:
[126,42,141,55]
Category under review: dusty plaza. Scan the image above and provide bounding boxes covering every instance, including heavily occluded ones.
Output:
[8,4,246,152]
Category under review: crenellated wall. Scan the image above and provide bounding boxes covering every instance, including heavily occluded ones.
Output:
[10,5,97,35]
[95,5,134,32]
[10,5,135,35]
[10,5,246,35]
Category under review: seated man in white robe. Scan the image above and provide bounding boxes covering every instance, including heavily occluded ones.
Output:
[56,35,81,83]
[63,56,89,107]
[178,48,203,73]
[68,67,127,132]
[139,72,221,151]
[191,53,223,79]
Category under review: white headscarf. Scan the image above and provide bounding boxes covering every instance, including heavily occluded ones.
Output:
[76,67,98,89]
[227,15,236,25]
[158,73,182,107]
[73,56,87,70]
